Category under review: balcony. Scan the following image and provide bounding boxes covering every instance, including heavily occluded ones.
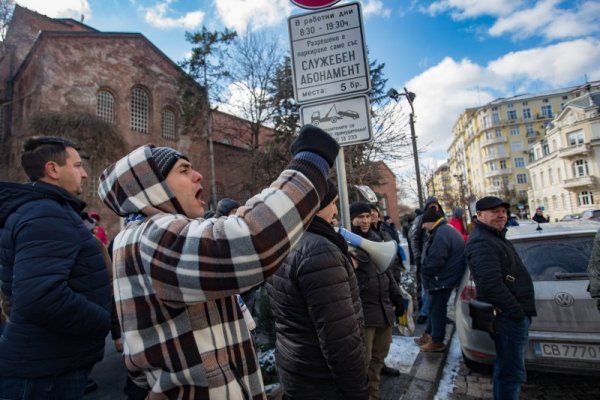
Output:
[558,144,590,159]
[483,153,510,162]
[526,131,540,143]
[484,168,513,178]
[562,175,596,189]
[482,136,508,147]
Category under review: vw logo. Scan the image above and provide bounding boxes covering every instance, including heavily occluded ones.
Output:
[554,292,574,307]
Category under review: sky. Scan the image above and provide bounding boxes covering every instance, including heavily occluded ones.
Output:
[15,0,600,186]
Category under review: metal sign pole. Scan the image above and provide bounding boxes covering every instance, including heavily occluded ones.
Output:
[336,148,350,229]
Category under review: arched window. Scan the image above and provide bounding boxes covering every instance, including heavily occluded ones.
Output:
[161,109,176,140]
[578,191,594,206]
[572,160,589,177]
[130,87,149,133]
[96,90,115,124]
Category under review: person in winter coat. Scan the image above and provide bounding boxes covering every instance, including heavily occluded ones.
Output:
[532,207,549,223]
[409,196,444,323]
[448,207,468,241]
[381,215,400,243]
[97,125,339,400]
[267,181,368,400]
[414,208,466,352]
[587,228,600,313]
[350,202,404,400]
[0,136,112,399]
[465,196,536,400]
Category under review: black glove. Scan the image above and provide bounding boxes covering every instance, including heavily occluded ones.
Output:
[290,124,340,168]
[394,300,405,317]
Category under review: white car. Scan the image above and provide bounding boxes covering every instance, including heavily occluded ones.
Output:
[455,220,600,375]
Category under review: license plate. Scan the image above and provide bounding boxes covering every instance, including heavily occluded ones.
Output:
[534,341,600,360]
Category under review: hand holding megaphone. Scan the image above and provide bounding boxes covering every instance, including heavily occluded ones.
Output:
[337,228,396,274]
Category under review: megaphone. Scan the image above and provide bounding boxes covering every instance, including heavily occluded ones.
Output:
[337,228,397,274]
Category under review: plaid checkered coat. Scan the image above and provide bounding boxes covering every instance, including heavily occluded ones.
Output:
[98,145,328,399]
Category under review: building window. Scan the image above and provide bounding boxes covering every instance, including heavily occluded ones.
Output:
[96,90,115,124]
[525,125,534,135]
[540,171,545,186]
[492,112,500,124]
[523,108,531,119]
[548,168,553,184]
[541,105,553,118]
[561,194,566,209]
[161,109,176,140]
[518,190,527,198]
[567,131,584,146]
[511,141,523,151]
[572,160,589,177]
[514,157,525,168]
[490,162,498,171]
[516,174,527,184]
[542,140,549,156]
[552,195,558,210]
[578,191,594,206]
[510,126,520,136]
[495,129,502,137]
[130,87,149,133]
[507,110,517,120]
[500,160,507,169]
[482,115,490,129]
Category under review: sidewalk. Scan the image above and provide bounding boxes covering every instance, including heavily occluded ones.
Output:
[397,318,455,400]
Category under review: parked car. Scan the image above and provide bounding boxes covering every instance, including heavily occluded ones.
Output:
[560,213,582,221]
[581,209,600,221]
[455,220,600,375]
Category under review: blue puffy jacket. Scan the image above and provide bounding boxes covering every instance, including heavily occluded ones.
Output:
[0,181,111,378]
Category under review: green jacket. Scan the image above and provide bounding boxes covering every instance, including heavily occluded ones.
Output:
[588,229,600,298]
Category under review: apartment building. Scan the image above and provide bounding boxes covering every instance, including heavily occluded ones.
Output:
[527,90,600,221]
[447,81,600,216]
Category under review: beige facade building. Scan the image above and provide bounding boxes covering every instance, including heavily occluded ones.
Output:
[446,81,600,217]
[527,91,600,221]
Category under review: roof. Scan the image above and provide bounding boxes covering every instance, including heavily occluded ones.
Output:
[506,220,600,240]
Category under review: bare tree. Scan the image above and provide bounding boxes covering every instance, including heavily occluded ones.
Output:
[0,0,14,57]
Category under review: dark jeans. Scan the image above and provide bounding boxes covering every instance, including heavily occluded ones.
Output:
[0,367,90,400]
[493,315,531,400]
[425,288,453,343]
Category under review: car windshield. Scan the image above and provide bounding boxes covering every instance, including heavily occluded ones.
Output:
[511,234,594,281]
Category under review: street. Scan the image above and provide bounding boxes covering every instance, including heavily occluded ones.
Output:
[435,334,600,400]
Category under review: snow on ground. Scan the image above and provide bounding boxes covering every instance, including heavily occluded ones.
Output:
[384,335,421,373]
[434,333,462,400]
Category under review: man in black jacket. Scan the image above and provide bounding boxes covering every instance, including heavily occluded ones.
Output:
[0,137,111,399]
[466,196,536,400]
[351,201,404,400]
[267,182,368,400]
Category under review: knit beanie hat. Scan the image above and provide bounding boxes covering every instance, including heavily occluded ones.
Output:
[319,179,338,210]
[422,207,443,223]
[350,201,372,220]
[216,198,241,217]
[151,146,188,178]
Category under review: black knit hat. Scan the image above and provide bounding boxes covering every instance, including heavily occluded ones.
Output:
[350,202,372,220]
[319,179,338,210]
[421,207,443,223]
[216,198,241,217]
[151,146,188,178]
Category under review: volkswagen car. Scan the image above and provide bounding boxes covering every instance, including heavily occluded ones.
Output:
[455,220,600,375]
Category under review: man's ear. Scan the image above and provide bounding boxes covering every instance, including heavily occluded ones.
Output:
[44,161,60,179]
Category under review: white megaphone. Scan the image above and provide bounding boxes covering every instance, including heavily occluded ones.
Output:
[337,228,397,274]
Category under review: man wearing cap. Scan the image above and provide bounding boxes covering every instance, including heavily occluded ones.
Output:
[0,136,111,398]
[350,201,404,399]
[415,208,466,352]
[465,196,536,400]
[267,180,368,400]
[98,125,339,399]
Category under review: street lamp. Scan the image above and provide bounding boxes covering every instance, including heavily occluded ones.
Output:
[453,173,466,211]
[387,87,424,209]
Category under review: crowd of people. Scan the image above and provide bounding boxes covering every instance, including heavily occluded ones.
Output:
[1,128,599,400]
